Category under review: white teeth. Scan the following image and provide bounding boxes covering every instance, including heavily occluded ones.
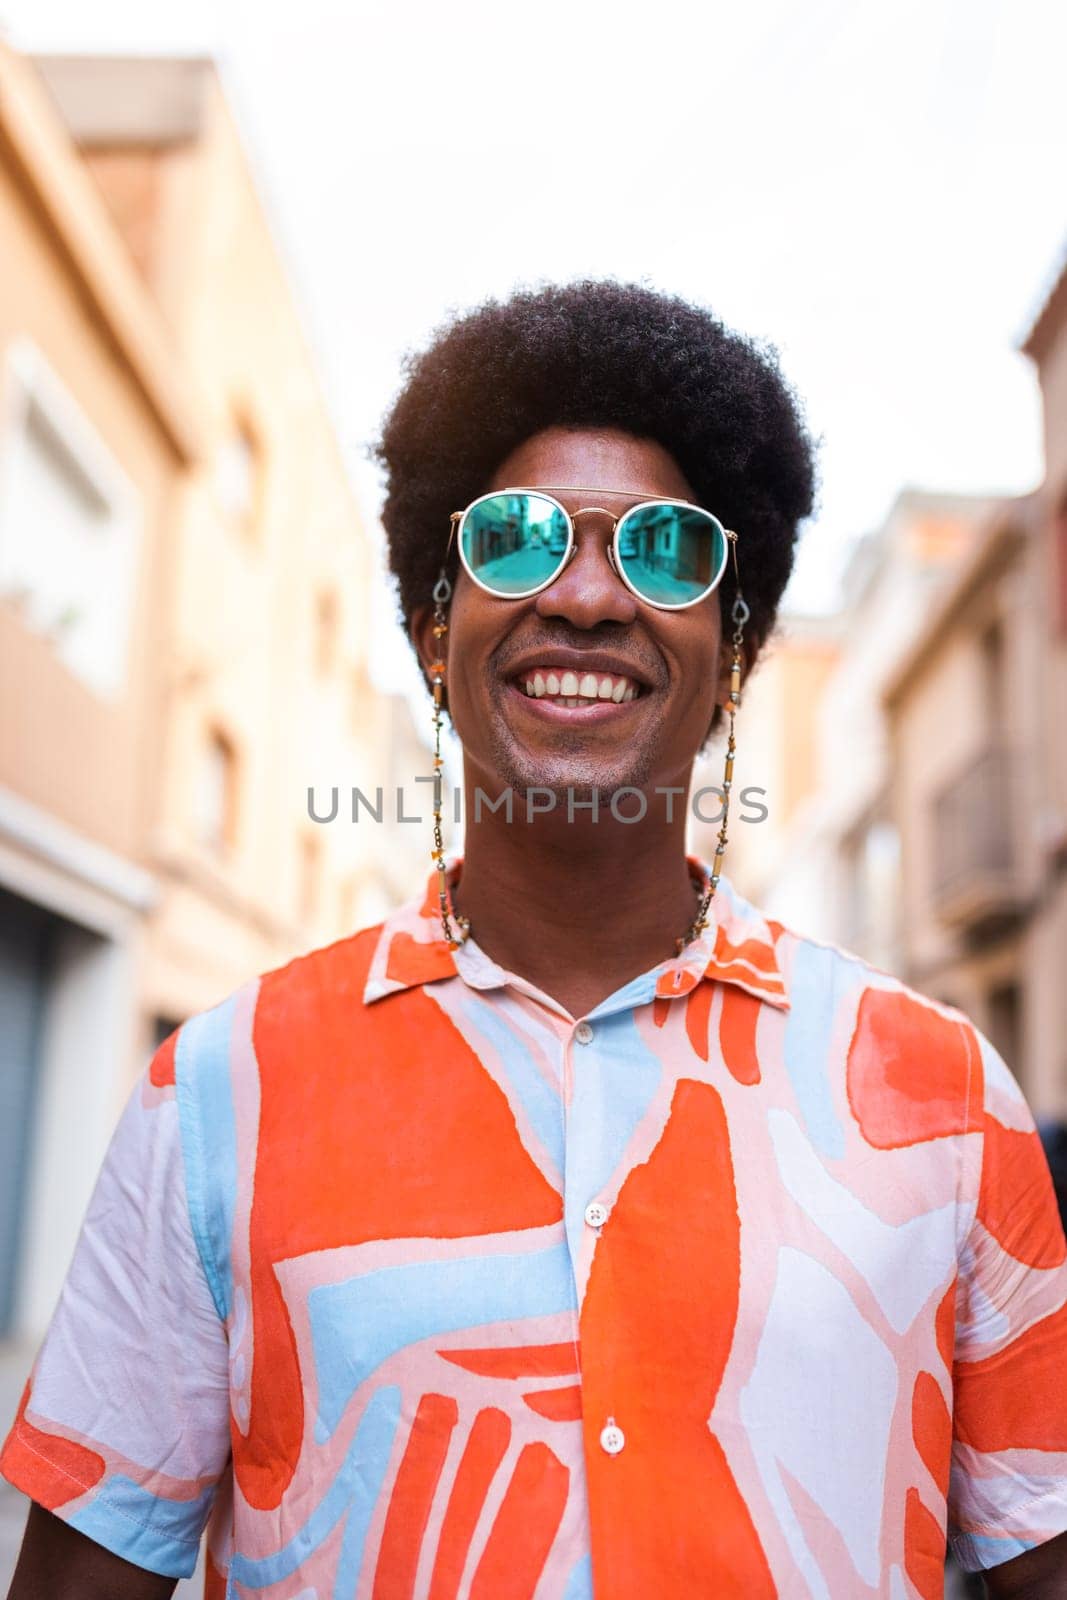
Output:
[519,668,641,704]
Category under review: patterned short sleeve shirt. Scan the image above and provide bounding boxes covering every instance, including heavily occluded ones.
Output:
[4,857,1067,1597]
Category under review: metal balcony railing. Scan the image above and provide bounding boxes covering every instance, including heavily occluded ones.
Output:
[931,746,1022,929]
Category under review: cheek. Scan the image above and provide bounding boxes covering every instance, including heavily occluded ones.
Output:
[682,676,723,738]
[441,595,498,733]
[667,618,723,716]
[441,586,477,689]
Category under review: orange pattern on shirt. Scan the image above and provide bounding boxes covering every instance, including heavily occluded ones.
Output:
[580,1077,776,1597]
[240,929,563,1510]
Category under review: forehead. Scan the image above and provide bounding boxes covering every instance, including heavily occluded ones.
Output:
[485,426,695,504]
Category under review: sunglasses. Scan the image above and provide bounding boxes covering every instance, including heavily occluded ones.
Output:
[448,487,735,610]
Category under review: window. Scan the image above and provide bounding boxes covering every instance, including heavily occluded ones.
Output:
[195,727,239,853]
[987,981,1022,1072]
[215,411,261,529]
[842,812,901,969]
[0,340,140,698]
[980,617,1004,731]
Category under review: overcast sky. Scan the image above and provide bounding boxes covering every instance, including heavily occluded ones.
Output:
[5,0,1065,698]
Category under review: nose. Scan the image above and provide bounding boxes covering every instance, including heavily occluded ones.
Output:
[533,514,638,629]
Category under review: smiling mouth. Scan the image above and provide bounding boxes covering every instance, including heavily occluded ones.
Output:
[511,667,643,708]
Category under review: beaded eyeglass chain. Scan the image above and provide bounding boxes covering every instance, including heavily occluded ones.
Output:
[429,571,471,950]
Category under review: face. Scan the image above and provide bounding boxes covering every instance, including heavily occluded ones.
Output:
[413,427,731,803]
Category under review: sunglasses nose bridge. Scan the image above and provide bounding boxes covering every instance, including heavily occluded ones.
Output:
[529,515,636,626]
[557,509,631,591]
[569,505,618,532]
[563,506,624,580]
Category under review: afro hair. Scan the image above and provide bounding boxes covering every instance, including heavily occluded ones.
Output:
[375,280,817,656]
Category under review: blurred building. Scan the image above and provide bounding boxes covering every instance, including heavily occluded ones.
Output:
[721,251,1067,1120]
[691,615,839,911]
[0,45,425,1349]
[724,493,990,971]
[884,258,1067,1118]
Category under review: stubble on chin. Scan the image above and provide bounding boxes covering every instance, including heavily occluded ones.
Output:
[482,716,658,804]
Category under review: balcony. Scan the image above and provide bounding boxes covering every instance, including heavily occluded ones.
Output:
[931,746,1024,932]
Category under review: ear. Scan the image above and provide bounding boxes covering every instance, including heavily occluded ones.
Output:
[410,598,452,720]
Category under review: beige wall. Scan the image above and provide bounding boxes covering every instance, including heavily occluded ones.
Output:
[0,42,196,1339]
[724,495,988,963]
[1,46,413,1057]
[0,156,177,861]
[66,72,393,1025]
[890,610,997,979]
[1031,313,1067,858]
[717,625,840,907]
[0,44,434,1358]
[886,513,1066,1115]
[1028,293,1067,1117]
[1,43,403,1111]
[878,271,1067,1118]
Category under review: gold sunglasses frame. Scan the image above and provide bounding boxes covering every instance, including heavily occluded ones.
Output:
[447,486,738,611]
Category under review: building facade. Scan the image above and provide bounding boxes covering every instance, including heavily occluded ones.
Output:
[723,492,990,972]
[0,45,424,1357]
[884,260,1067,1119]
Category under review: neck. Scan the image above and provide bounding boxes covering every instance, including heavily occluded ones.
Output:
[449,768,702,1019]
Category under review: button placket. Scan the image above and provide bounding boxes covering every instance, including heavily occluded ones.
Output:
[567,1012,627,1481]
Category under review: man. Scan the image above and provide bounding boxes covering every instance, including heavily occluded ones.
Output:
[5,282,1067,1598]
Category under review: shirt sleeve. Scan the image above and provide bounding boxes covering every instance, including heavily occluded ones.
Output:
[948,1029,1067,1573]
[0,1033,232,1579]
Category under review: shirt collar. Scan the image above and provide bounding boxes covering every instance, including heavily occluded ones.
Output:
[362,855,789,1012]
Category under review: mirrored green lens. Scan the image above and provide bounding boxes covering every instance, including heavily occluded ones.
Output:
[460,492,570,596]
[616,503,725,606]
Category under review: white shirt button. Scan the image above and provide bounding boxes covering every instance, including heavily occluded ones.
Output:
[600,1418,625,1455]
[574,1020,594,1045]
[584,1200,609,1229]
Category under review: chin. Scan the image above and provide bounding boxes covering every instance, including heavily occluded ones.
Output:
[489,748,657,805]
[469,708,660,799]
